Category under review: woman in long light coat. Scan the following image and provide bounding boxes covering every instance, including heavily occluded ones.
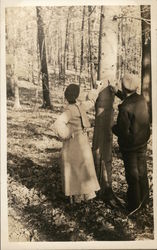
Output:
[54,84,101,203]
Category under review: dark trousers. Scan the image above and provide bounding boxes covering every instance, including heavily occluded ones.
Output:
[121,146,149,211]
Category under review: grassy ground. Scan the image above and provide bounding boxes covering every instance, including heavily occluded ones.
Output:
[7,85,154,241]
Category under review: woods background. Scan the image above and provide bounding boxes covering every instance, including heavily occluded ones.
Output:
[6,5,151,116]
[5,4,154,243]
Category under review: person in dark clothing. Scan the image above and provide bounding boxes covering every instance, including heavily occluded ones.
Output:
[111,74,150,213]
[92,80,124,208]
[92,85,115,204]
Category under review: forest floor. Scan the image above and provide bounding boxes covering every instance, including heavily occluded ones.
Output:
[7,84,154,242]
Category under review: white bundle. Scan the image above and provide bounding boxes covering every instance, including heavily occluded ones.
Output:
[54,116,72,140]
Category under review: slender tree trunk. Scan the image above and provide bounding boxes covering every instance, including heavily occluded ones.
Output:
[79,6,85,84]
[88,6,94,88]
[31,62,35,84]
[7,76,14,98]
[66,23,71,70]
[120,19,123,79]
[141,5,152,122]
[73,23,76,70]
[13,75,21,110]
[93,6,119,202]
[58,32,64,80]
[36,7,52,109]
[6,62,15,98]
[58,31,61,79]
[97,6,103,80]
[72,22,78,81]
[63,9,70,83]
[117,15,121,82]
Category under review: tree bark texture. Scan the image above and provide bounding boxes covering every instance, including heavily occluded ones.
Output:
[88,6,94,88]
[7,76,14,98]
[93,6,119,199]
[72,22,77,71]
[141,5,152,122]
[97,6,103,81]
[36,7,52,108]
[79,6,85,84]
[13,76,21,110]
[58,31,62,78]
[63,9,70,81]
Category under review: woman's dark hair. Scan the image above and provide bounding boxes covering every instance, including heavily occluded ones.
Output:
[64,84,80,104]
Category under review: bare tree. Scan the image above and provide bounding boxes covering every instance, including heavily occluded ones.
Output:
[13,75,21,110]
[72,22,78,80]
[36,6,52,109]
[79,6,85,84]
[93,6,120,204]
[141,5,151,122]
[88,6,95,88]
[97,6,103,80]
[63,8,70,82]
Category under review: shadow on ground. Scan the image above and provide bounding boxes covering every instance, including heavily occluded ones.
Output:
[7,151,137,241]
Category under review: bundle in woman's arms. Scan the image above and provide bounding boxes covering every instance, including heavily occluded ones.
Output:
[54,116,73,140]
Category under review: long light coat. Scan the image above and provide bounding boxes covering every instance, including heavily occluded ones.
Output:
[54,90,100,196]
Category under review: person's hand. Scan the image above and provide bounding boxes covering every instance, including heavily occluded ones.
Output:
[95,80,104,93]
[109,83,119,94]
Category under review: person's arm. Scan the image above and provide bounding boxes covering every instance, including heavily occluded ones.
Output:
[109,84,125,100]
[115,90,126,100]
[81,80,107,111]
[113,107,133,142]
[54,109,72,140]
[81,89,99,111]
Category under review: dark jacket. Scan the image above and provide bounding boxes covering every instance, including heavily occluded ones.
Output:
[112,92,150,151]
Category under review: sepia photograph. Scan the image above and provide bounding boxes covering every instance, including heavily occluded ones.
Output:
[1,0,157,249]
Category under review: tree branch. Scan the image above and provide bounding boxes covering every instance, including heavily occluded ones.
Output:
[88,6,96,18]
[80,6,96,23]
[114,15,151,25]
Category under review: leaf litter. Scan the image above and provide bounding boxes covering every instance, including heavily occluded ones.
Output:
[7,90,154,241]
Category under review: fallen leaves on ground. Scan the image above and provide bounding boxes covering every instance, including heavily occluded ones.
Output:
[7,88,154,241]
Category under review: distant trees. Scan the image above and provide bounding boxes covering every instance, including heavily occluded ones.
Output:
[6,7,37,108]
[5,5,152,117]
[115,6,142,82]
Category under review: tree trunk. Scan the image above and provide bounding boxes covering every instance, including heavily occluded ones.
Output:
[141,5,151,122]
[58,32,63,80]
[116,14,121,82]
[13,75,21,110]
[67,23,71,71]
[6,63,15,98]
[36,7,52,109]
[63,9,70,82]
[72,22,78,81]
[58,31,61,79]
[97,6,103,80]
[73,23,76,70]
[79,6,85,84]
[88,6,94,88]
[7,76,14,98]
[93,6,119,201]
